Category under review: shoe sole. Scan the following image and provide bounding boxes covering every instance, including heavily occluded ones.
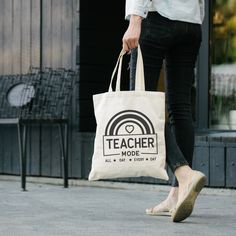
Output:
[172,173,206,223]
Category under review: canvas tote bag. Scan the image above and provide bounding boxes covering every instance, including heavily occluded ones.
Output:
[88,45,169,181]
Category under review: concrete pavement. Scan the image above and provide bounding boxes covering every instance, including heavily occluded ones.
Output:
[0,175,236,236]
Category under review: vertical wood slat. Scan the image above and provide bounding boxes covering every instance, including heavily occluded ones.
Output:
[42,0,52,67]
[209,142,225,187]
[21,0,31,73]
[26,125,31,175]
[41,125,52,176]
[67,0,78,177]
[80,133,94,179]
[11,126,20,174]
[51,0,62,68]
[226,144,236,188]
[12,0,22,74]
[31,0,40,68]
[51,126,62,177]
[72,0,79,70]
[0,1,4,73]
[61,0,73,68]
[3,127,12,174]
[40,0,76,177]
[70,131,82,178]
[3,0,13,74]
[71,0,79,131]
[0,127,4,173]
[193,141,210,186]
[29,125,41,176]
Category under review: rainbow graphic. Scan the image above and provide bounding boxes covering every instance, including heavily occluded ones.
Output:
[103,110,158,157]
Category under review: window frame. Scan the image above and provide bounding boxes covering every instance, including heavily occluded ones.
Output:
[196,0,210,131]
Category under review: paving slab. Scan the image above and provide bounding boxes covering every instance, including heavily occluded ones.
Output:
[0,176,236,236]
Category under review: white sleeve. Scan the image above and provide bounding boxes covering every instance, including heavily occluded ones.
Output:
[199,0,205,23]
[125,0,151,20]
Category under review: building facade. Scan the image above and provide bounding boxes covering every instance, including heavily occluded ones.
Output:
[0,0,235,188]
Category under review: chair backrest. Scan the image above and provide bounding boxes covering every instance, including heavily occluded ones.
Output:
[0,68,77,121]
[0,74,25,119]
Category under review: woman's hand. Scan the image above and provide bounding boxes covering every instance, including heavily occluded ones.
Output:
[122,15,142,52]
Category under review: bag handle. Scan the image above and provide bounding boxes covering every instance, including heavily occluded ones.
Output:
[108,44,145,92]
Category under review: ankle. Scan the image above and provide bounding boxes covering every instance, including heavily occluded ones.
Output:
[174,165,193,184]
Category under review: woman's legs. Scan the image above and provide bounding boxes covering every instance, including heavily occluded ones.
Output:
[145,123,189,215]
[129,14,185,214]
[165,21,202,187]
[130,46,189,215]
[130,12,203,217]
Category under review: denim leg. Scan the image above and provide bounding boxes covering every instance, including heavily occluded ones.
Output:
[165,122,189,172]
[129,15,190,179]
[130,48,189,173]
[165,22,202,186]
[165,62,196,186]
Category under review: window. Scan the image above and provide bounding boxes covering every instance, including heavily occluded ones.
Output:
[210,0,236,130]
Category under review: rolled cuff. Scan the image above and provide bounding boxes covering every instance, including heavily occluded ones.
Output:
[125,9,148,20]
[125,0,150,20]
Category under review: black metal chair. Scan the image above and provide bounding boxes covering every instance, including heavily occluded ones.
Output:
[0,68,76,190]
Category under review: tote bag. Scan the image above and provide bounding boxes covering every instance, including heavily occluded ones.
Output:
[88,45,169,181]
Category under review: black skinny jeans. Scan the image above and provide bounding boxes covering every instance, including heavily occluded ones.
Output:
[130,12,202,186]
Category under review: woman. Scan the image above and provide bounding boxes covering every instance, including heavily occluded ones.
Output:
[122,0,206,222]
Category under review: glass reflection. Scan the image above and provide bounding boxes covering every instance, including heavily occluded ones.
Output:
[210,0,236,129]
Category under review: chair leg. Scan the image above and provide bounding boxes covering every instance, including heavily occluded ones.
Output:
[58,123,69,188]
[17,124,27,191]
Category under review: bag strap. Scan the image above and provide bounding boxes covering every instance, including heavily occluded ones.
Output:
[108,44,145,92]
[135,45,145,91]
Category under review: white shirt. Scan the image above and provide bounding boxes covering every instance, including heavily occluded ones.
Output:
[125,0,205,24]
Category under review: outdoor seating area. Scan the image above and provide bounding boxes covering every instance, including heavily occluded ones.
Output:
[0,68,77,190]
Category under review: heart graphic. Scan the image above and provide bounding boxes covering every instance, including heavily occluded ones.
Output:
[125,125,134,134]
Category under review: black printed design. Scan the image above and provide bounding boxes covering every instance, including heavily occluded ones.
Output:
[103,110,158,157]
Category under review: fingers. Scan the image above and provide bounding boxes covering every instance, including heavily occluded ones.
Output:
[122,36,139,52]
[122,17,141,52]
[122,40,130,52]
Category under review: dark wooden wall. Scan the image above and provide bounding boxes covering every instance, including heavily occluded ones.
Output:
[0,0,40,74]
[0,0,78,74]
[0,0,81,178]
[0,0,129,179]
